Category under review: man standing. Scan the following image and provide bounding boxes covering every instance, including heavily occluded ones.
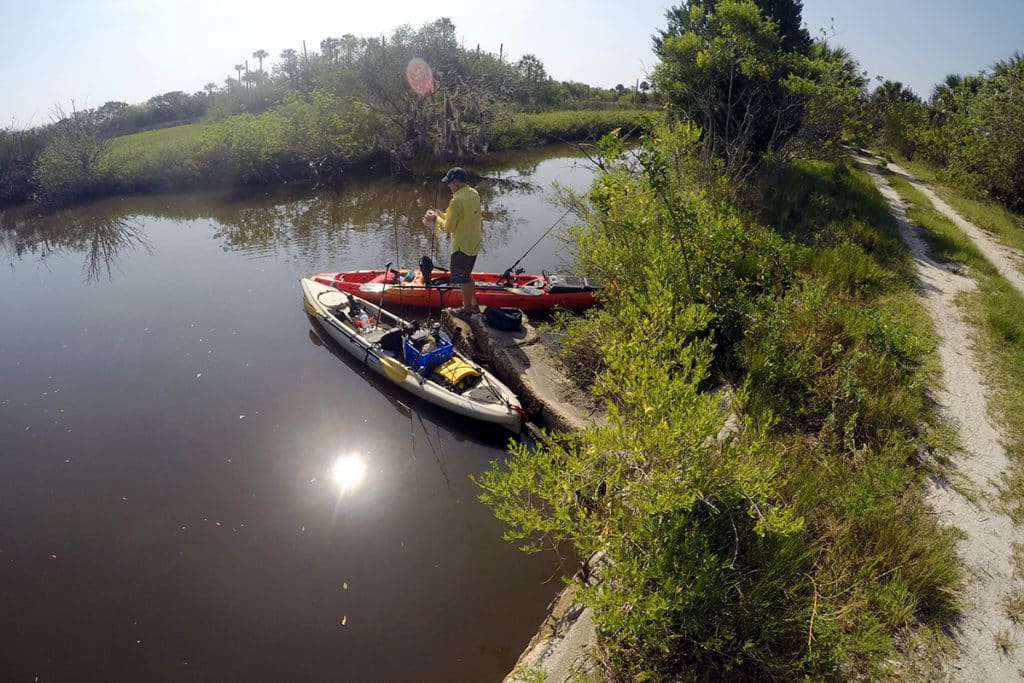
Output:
[424,167,482,318]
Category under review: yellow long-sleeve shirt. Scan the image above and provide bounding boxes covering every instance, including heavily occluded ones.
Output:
[435,185,482,256]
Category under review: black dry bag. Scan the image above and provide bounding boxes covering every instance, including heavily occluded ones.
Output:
[483,306,523,331]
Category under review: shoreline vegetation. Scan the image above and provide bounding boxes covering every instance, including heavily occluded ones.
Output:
[5,3,1024,681]
[1,16,655,211]
[10,107,646,210]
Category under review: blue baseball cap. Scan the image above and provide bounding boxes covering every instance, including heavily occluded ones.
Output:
[440,167,468,183]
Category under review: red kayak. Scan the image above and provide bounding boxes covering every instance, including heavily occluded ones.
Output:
[311,268,603,311]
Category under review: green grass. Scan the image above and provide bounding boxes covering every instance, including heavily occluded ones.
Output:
[894,156,1024,261]
[98,122,207,191]
[104,124,206,171]
[105,122,207,162]
[490,109,651,149]
[91,111,647,194]
[747,161,965,676]
[885,171,1024,523]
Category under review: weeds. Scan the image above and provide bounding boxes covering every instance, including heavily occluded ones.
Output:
[995,629,1017,655]
[1004,590,1024,625]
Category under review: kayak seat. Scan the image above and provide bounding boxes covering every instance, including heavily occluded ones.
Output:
[379,329,404,357]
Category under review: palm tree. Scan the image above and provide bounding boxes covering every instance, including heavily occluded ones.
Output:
[991,51,1024,79]
[234,64,244,87]
[874,80,917,105]
[252,49,268,79]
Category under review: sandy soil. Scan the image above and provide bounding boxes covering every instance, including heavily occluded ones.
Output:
[856,155,1024,681]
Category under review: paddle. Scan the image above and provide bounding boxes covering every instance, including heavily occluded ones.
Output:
[379,355,409,383]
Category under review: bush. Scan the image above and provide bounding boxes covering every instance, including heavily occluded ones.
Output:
[0,127,50,205]
[32,112,111,205]
[479,127,960,679]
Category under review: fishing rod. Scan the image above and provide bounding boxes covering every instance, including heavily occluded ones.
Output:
[375,261,393,325]
[430,182,440,262]
[501,205,574,283]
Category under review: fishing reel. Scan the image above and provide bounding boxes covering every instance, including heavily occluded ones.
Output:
[499,266,524,286]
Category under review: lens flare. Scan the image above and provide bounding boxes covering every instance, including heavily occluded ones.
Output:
[331,455,367,494]
[406,57,434,96]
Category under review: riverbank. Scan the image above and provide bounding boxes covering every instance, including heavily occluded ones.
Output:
[3,109,649,211]
[442,309,605,681]
[471,125,967,680]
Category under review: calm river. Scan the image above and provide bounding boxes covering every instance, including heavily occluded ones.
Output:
[0,145,595,681]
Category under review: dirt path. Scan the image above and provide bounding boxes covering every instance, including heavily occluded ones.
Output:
[884,161,1024,297]
[855,154,1024,680]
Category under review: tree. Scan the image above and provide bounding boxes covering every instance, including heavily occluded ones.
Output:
[234,64,244,87]
[277,49,300,87]
[862,80,924,158]
[345,18,515,162]
[252,49,268,78]
[654,1,791,179]
[513,54,552,106]
[657,0,810,56]
[653,0,855,182]
[961,53,1024,209]
[33,104,112,205]
[320,38,341,64]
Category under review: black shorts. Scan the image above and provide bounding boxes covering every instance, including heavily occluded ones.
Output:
[449,251,477,285]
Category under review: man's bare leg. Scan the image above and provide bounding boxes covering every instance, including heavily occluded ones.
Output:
[460,282,477,314]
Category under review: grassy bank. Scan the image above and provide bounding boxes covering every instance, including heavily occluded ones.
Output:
[489,110,648,149]
[98,122,207,194]
[884,171,1024,524]
[20,108,648,208]
[478,126,961,680]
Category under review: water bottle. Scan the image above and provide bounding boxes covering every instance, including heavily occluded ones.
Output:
[359,310,370,331]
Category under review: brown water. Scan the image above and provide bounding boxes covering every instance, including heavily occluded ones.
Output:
[0,146,594,681]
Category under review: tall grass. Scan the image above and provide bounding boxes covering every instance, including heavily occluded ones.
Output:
[489,109,650,149]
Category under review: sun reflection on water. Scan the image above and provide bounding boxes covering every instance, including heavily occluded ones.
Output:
[331,455,367,494]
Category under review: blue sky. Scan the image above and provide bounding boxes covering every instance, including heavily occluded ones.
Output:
[2,0,1022,128]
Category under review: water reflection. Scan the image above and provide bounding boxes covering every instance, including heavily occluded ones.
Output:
[0,204,151,283]
[331,454,367,494]
[0,143,593,283]
[0,144,591,681]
